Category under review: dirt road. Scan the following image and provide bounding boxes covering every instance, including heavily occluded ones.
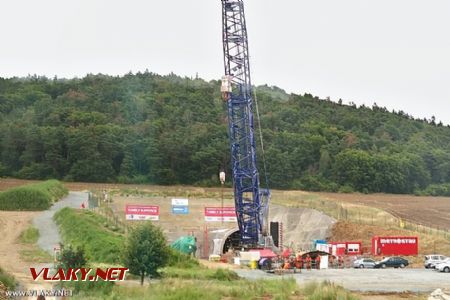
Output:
[0,211,39,285]
[0,192,86,295]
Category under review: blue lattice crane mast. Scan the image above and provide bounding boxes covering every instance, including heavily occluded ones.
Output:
[220,0,271,248]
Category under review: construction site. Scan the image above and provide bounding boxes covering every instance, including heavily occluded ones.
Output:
[1,178,450,299]
[1,0,450,299]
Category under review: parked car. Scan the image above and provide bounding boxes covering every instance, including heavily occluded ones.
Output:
[424,254,447,269]
[430,257,450,270]
[353,258,376,268]
[374,257,409,269]
[436,261,450,273]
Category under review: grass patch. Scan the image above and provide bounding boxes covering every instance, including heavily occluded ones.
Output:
[68,277,301,300]
[19,226,39,244]
[0,179,68,210]
[19,248,53,263]
[59,279,115,299]
[0,266,16,290]
[167,249,199,269]
[302,281,360,300]
[54,208,124,264]
[162,267,239,281]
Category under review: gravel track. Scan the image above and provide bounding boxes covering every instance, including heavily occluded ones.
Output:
[33,192,87,254]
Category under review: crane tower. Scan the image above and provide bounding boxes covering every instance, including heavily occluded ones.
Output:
[221,0,270,247]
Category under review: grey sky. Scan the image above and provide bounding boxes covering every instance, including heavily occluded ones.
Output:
[1,0,449,123]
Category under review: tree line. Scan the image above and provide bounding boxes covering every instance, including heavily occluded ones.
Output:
[1,72,450,195]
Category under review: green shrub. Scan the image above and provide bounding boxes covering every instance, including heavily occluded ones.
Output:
[338,185,354,193]
[295,176,340,192]
[117,175,149,184]
[420,183,450,196]
[0,180,67,210]
[19,226,40,244]
[0,266,16,290]
[54,208,124,264]
[167,249,199,269]
[58,245,87,270]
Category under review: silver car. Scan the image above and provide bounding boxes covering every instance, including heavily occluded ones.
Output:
[431,257,450,270]
[436,261,450,273]
[424,255,447,269]
[353,258,376,268]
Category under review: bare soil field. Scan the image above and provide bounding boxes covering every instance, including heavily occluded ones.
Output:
[2,178,450,242]
[0,179,40,191]
[317,192,450,231]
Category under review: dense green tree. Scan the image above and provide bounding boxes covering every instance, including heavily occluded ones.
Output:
[122,222,169,285]
[1,73,450,195]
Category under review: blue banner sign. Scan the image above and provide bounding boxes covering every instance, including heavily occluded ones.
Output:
[172,205,189,215]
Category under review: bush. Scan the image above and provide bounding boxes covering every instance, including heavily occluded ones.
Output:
[117,175,149,184]
[58,245,87,270]
[338,185,354,193]
[0,163,6,177]
[54,208,123,264]
[0,266,16,290]
[19,226,40,244]
[419,183,450,196]
[0,180,67,210]
[295,176,339,192]
[167,249,199,269]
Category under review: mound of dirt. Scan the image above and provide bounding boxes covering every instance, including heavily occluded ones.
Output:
[270,204,336,250]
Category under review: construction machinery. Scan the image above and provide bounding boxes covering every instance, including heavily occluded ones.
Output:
[220,0,271,248]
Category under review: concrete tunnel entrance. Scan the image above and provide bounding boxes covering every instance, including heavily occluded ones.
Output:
[210,228,241,255]
[222,229,241,253]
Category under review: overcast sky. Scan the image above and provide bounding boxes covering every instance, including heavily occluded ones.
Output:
[1,0,449,123]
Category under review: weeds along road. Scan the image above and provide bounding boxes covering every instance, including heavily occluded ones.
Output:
[33,192,87,254]
[235,268,450,293]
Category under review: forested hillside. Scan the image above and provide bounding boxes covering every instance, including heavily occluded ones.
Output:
[1,72,450,195]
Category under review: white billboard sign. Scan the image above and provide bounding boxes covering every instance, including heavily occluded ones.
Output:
[172,198,189,206]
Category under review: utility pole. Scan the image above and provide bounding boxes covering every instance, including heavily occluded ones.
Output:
[219,171,226,224]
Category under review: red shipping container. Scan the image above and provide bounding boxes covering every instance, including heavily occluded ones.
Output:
[328,241,362,256]
[372,236,418,256]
